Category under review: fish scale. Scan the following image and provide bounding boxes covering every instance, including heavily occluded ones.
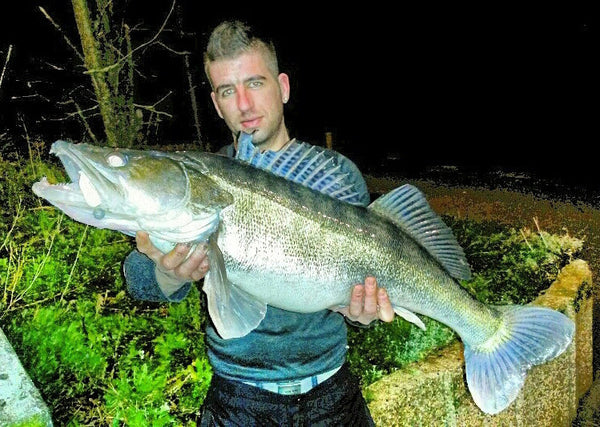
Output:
[192,152,505,345]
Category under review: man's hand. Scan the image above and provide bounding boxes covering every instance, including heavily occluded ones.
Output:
[333,276,395,325]
[135,231,210,283]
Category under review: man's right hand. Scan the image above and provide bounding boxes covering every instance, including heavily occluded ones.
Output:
[135,231,210,283]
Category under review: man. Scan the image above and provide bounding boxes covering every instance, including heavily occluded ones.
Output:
[124,20,394,425]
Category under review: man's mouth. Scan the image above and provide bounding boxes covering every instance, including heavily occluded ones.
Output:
[241,117,261,129]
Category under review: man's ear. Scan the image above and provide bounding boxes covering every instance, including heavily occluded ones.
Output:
[210,92,224,118]
[278,73,290,103]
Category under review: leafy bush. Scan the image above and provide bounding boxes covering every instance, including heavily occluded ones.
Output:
[449,216,582,304]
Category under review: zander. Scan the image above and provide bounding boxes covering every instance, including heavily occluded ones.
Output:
[32,135,574,415]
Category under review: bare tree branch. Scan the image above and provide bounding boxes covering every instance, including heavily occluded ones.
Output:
[0,45,13,91]
[156,41,191,56]
[73,99,99,143]
[39,7,85,62]
[184,54,203,147]
[83,0,177,75]
[133,91,174,118]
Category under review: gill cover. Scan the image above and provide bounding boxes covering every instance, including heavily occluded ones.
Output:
[32,140,233,251]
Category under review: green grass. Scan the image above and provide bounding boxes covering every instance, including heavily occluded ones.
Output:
[1,152,210,425]
[0,148,583,423]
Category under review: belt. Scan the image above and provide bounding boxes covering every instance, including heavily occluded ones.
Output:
[241,366,342,395]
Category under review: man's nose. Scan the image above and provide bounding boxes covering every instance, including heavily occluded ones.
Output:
[236,88,253,111]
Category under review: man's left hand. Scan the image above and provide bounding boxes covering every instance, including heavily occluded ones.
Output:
[333,276,395,325]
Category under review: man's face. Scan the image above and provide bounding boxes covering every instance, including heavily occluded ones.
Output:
[208,51,290,151]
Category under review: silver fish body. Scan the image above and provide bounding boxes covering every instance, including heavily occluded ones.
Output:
[33,140,574,415]
[192,152,500,346]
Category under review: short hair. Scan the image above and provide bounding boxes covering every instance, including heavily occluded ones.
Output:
[203,20,279,88]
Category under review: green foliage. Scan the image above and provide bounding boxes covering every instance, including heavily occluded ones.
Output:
[12,305,107,397]
[1,155,211,425]
[348,216,583,388]
[9,291,210,425]
[348,317,456,386]
[448,216,583,305]
[6,415,51,427]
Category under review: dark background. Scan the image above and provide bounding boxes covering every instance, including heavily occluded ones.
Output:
[1,3,596,190]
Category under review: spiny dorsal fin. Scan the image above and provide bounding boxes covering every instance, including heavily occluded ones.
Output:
[235,132,364,206]
[369,184,471,280]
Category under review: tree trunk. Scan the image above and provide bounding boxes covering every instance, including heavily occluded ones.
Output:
[70,0,118,146]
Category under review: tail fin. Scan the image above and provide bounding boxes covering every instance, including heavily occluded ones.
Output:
[464,306,575,414]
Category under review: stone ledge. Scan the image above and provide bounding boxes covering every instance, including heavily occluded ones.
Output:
[366,259,593,426]
[0,328,53,426]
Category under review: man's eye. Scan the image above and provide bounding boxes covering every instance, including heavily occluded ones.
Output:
[221,88,234,97]
[248,80,263,89]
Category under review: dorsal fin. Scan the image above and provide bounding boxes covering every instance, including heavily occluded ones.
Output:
[369,184,471,280]
[235,132,364,206]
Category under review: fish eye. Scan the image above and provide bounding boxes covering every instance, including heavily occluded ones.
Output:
[106,151,127,167]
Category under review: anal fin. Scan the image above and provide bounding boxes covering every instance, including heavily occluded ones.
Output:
[394,306,427,330]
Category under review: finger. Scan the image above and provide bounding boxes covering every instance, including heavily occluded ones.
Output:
[348,284,364,319]
[190,270,204,282]
[135,231,150,251]
[190,264,209,281]
[162,243,192,270]
[175,243,209,279]
[377,288,395,322]
[136,231,162,260]
[362,276,378,316]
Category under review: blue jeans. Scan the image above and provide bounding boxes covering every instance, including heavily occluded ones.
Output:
[199,363,375,426]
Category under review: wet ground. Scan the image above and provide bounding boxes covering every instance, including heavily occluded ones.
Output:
[371,161,600,206]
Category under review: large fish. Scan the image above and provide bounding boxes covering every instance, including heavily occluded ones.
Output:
[32,136,574,415]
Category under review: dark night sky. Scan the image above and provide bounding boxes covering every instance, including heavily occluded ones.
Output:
[1,3,596,187]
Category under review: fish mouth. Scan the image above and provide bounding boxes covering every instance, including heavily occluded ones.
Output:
[32,141,135,226]
[32,140,226,246]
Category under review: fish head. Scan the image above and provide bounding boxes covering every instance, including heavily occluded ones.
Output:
[32,140,232,248]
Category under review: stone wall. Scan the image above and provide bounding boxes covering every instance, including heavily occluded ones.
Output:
[0,329,53,426]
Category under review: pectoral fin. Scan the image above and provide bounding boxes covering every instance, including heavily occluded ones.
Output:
[393,306,427,330]
[202,235,267,339]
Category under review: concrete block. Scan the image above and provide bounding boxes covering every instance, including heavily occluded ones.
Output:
[366,342,464,426]
[0,328,53,426]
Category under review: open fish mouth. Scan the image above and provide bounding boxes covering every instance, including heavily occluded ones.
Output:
[32,141,136,224]
[33,143,92,207]
[31,140,212,240]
